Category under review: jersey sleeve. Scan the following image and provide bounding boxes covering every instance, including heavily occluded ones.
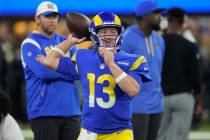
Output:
[69,45,78,57]
[128,55,151,82]
[129,72,143,89]
[57,46,80,76]
[56,57,78,76]
[21,41,75,81]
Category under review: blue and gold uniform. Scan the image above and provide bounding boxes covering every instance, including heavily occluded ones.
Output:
[57,47,151,135]
[21,32,80,120]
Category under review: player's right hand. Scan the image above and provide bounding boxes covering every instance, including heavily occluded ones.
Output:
[67,34,86,45]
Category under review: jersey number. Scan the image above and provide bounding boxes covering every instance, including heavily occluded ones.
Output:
[87,73,116,108]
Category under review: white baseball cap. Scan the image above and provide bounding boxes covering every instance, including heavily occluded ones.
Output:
[36,1,60,16]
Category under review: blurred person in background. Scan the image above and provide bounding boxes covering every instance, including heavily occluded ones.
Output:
[182,17,197,43]
[0,20,27,122]
[158,8,202,140]
[21,1,81,140]
[0,44,7,93]
[0,21,8,92]
[120,0,165,140]
[200,30,210,122]
[0,90,24,140]
[182,16,204,129]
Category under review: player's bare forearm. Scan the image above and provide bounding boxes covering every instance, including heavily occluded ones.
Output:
[44,39,74,70]
[42,34,86,70]
[108,62,140,97]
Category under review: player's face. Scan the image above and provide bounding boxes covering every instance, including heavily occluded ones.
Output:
[97,28,118,49]
[36,13,59,35]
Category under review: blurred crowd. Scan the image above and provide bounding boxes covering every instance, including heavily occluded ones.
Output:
[0,14,210,126]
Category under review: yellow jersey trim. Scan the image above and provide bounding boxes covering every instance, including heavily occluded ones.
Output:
[129,56,146,71]
[71,51,79,74]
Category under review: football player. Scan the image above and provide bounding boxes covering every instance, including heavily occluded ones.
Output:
[36,12,151,140]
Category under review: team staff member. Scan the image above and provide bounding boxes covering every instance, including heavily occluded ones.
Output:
[121,1,165,140]
[21,1,81,140]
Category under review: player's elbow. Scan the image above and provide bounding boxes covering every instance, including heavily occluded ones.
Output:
[129,84,140,97]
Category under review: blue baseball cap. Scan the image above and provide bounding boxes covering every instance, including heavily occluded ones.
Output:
[135,0,164,17]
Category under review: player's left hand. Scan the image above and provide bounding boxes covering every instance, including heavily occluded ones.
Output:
[193,94,203,119]
[194,104,202,117]
[98,47,115,66]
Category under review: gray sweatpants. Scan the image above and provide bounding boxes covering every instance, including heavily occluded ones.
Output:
[157,93,195,140]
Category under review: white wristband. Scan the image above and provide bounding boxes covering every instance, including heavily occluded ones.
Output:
[115,72,128,84]
[51,47,65,57]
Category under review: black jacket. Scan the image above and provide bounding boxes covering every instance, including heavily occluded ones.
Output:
[0,45,8,91]
[162,33,202,95]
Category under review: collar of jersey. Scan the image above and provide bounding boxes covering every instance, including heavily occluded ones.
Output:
[31,30,56,40]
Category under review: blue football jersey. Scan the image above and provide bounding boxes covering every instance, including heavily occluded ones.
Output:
[57,48,151,134]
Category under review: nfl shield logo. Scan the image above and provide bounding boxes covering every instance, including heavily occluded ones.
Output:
[100,64,105,69]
